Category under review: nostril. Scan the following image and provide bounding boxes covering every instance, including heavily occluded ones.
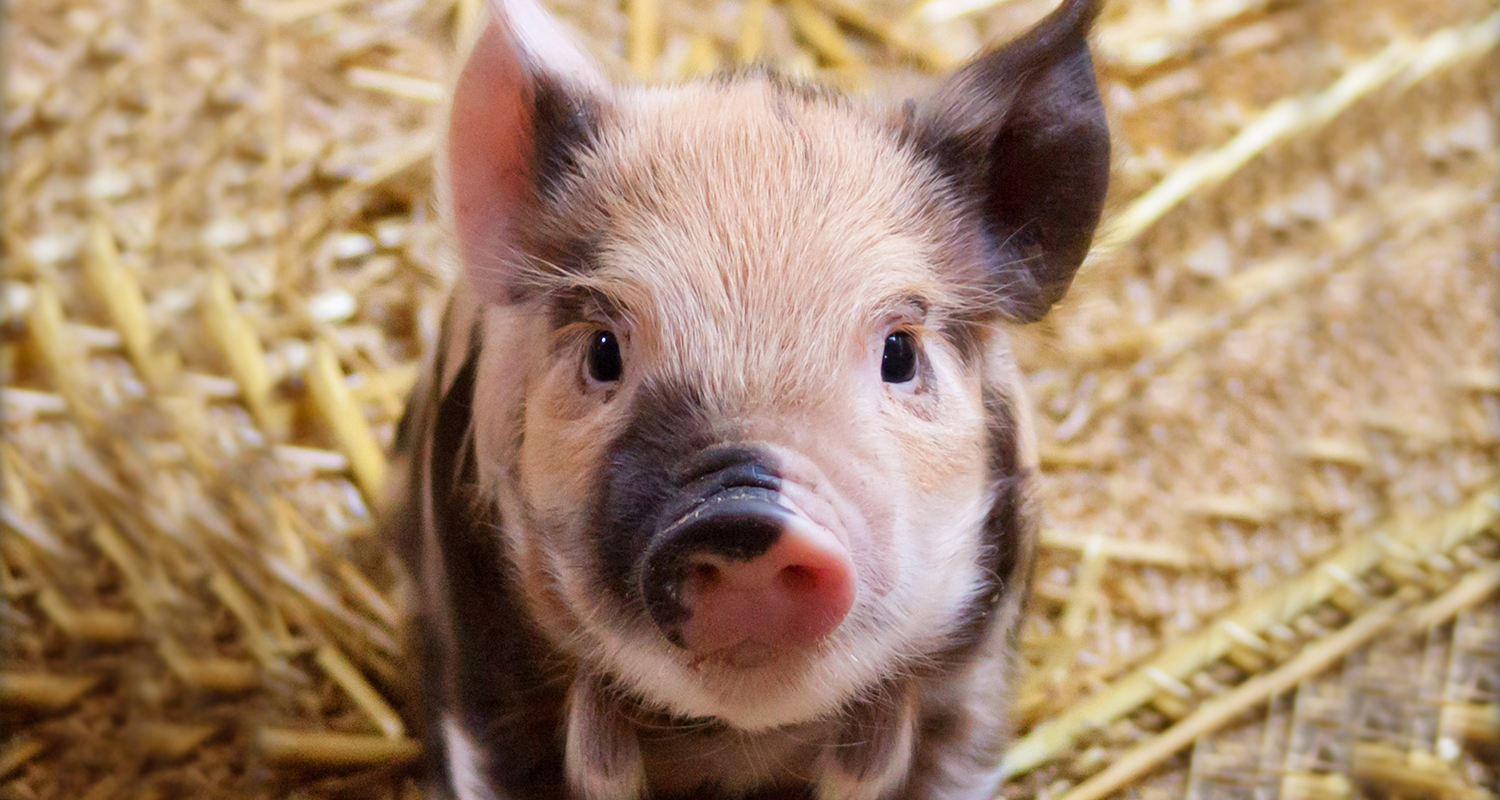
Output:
[779,564,816,593]
[643,497,856,655]
[690,562,721,591]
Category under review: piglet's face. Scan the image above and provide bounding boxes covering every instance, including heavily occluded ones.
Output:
[450,0,1108,730]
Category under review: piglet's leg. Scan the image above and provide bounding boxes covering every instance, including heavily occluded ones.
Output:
[815,682,917,800]
[565,670,646,800]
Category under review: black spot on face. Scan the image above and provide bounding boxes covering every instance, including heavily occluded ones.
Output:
[674,447,781,494]
[640,487,790,638]
[585,380,784,614]
[588,381,718,601]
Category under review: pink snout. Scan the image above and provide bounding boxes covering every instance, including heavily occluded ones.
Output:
[642,491,855,663]
[679,527,855,655]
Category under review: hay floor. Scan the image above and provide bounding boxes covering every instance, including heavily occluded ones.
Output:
[3,0,1498,797]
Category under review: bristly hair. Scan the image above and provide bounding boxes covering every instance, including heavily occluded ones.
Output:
[705,63,849,106]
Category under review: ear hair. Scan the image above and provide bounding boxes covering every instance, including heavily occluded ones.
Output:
[915,0,1110,323]
[481,0,607,87]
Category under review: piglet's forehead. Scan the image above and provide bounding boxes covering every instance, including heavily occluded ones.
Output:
[550,79,963,309]
[611,90,941,232]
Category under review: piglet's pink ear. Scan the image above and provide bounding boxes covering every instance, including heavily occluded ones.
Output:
[447,0,606,304]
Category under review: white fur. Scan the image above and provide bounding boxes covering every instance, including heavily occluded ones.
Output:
[468,293,1000,731]
[443,716,499,800]
[485,0,604,89]
[813,699,916,800]
[566,673,647,800]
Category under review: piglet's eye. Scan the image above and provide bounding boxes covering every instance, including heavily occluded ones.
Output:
[881,332,918,384]
[587,330,623,383]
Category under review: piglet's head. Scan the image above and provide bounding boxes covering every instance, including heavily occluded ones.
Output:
[449,0,1109,730]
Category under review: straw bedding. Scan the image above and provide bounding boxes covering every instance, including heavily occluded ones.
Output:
[2,0,1497,797]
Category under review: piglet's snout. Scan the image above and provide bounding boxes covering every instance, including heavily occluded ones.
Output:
[678,519,854,654]
[642,487,855,661]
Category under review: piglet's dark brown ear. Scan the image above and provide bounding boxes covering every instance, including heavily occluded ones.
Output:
[446,0,607,304]
[917,0,1109,323]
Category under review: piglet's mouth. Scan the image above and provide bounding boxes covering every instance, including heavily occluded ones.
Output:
[640,484,856,663]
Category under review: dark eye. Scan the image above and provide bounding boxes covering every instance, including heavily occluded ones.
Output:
[881,332,918,384]
[587,330,623,383]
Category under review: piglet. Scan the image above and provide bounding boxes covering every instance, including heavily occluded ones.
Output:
[384,0,1109,796]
